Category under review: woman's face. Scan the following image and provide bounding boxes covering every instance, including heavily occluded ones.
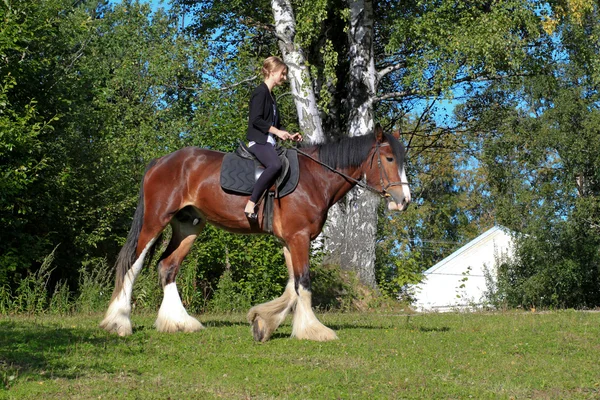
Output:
[270,67,288,86]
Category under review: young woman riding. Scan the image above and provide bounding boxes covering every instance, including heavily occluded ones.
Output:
[244,56,302,220]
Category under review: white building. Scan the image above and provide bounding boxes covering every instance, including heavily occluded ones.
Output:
[412,226,515,312]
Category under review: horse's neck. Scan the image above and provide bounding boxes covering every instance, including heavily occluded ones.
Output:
[321,164,363,207]
[299,147,365,208]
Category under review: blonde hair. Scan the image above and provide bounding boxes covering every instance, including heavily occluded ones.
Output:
[261,56,288,79]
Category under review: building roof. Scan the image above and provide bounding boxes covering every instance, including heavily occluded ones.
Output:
[423,225,511,277]
[412,225,515,312]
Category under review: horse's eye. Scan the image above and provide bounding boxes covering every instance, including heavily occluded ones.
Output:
[386,157,394,162]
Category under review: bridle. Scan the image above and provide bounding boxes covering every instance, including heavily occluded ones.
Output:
[296,141,409,199]
[372,142,410,196]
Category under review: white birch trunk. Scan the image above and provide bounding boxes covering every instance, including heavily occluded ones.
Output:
[271,0,325,143]
[323,0,379,288]
[347,0,376,136]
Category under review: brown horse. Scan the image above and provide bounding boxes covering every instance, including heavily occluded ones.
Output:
[100,126,411,341]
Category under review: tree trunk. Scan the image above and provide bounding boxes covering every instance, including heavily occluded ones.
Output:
[323,0,379,288]
[271,0,324,143]
[271,0,379,288]
[347,0,376,135]
[323,187,379,287]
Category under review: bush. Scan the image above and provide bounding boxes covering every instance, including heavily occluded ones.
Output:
[208,269,253,312]
[486,217,600,309]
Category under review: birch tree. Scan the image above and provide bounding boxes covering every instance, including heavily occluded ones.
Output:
[322,0,379,287]
[271,0,325,143]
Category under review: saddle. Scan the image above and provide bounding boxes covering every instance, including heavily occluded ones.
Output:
[220,142,299,199]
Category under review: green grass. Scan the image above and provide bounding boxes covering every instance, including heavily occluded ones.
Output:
[1,310,599,399]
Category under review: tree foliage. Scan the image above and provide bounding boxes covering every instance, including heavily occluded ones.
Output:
[2,0,600,310]
[458,1,600,308]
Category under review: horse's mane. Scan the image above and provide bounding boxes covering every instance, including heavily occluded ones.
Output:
[314,134,376,169]
[308,133,406,170]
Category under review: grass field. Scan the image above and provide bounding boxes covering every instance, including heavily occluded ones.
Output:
[1,310,599,399]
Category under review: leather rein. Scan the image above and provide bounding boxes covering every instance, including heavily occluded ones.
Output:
[296,142,409,199]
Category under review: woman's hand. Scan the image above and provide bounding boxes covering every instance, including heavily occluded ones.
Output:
[275,129,302,142]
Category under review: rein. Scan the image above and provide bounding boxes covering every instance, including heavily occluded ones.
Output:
[296,142,408,198]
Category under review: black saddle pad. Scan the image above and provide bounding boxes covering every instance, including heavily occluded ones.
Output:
[220,148,299,198]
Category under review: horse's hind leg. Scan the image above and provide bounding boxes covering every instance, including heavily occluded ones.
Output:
[101,226,162,336]
[155,210,205,333]
[247,245,299,342]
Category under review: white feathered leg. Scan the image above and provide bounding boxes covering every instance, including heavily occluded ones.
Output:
[291,286,338,341]
[100,239,156,336]
[247,280,298,342]
[155,282,204,333]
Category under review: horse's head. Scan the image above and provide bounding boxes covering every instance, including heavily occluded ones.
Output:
[366,125,411,211]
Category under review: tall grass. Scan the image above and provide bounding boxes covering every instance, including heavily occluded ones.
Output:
[48,280,71,315]
[0,244,368,317]
[5,247,57,315]
[0,250,115,316]
[75,258,113,313]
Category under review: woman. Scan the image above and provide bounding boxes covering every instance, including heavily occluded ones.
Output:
[244,56,302,220]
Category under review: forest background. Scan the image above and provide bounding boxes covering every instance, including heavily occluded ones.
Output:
[1,0,599,315]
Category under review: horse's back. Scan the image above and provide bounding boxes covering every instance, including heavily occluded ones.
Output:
[143,147,224,189]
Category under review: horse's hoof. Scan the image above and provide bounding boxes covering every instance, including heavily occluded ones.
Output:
[100,319,132,337]
[251,316,270,342]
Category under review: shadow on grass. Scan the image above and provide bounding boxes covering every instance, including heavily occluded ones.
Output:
[201,319,248,328]
[417,326,451,333]
[0,319,122,382]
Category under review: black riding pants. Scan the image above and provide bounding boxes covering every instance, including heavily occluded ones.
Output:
[248,143,282,203]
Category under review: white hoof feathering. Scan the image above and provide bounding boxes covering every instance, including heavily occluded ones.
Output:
[100,239,156,336]
[291,286,338,341]
[247,280,297,342]
[155,282,204,333]
[100,295,133,336]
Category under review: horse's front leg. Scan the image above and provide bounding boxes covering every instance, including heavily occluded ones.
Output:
[247,246,298,342]
[288,236,338,341]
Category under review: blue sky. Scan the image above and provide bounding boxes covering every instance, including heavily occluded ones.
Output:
[148,0,167,12]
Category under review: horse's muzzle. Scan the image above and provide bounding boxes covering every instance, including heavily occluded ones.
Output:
[386,187,411,212]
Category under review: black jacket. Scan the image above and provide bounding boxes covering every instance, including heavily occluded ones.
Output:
[246,83,282,144]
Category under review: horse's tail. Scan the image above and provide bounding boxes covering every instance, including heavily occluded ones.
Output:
[110,159,159,301]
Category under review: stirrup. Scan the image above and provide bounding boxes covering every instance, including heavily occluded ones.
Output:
[245,211,258,221]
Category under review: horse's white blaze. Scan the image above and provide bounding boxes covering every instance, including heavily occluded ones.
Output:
[399,167,411,205]
[291,286,338,341]
[155,282,204,333]
[100,238,156,336]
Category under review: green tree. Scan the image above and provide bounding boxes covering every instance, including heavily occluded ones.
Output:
[0,0,208,287]
[0,0,94,284]
[458,1,600,308]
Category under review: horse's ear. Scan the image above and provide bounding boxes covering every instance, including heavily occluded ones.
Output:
[374,124,383,143]
[392,129,400,139]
